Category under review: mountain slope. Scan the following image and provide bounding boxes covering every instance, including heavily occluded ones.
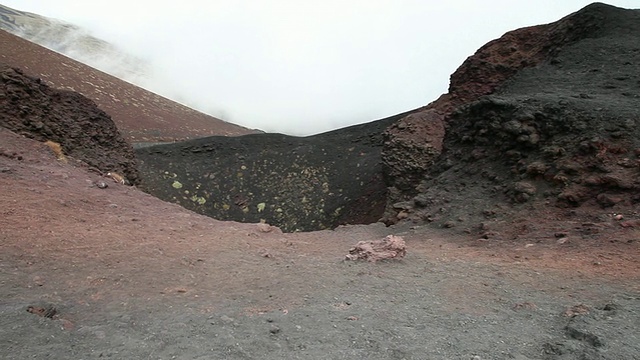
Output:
[0,29,257,142]
[383,3,640,232]
[0,3,148,83]
[382,2,640,205]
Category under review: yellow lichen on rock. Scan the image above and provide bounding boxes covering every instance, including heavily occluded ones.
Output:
[190,195,206,205]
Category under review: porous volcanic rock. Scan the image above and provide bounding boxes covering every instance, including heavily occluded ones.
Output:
[382,2,640,224]
[345,235,407,262]
[0,65,139,183]
[382,2,638,210]
[136,112,413,232]
[393,3,640,227]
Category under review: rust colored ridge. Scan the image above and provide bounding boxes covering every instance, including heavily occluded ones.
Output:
[445,2,615,108]
[0,29,258,142]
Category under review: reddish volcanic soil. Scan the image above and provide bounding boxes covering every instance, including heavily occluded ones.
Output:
[1,127,639,359]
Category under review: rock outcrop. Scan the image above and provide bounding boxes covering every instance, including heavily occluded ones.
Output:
[0,65,140,184]
[381,3,640,224]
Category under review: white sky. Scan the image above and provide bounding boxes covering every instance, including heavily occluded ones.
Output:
[3,1,638,135]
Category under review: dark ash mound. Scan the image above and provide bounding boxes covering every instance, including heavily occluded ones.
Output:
[0,65,139,183]
[136,112,413,232]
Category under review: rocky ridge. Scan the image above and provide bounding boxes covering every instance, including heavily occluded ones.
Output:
[381,3,640,229]
[1,2,638,235]
[135,3,640,233]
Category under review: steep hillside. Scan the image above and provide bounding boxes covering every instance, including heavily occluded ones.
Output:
[381,3,640,230]
[0,29,257,142]
[0,3,148,82]
[383,3,639,197]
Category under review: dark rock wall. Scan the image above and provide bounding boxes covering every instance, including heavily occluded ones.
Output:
[136,112,412,232]
[0,65,139,183]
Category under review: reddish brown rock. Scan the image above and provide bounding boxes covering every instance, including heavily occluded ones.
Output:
[382,109,444,192]
[620,220,640,228]
[563,304,590,318]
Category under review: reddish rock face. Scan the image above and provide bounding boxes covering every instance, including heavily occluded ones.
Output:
[447,3,609,106]
[382,109,445,192]
[381,3,639,220]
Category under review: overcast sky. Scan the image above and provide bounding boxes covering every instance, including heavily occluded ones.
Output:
[4,1,638,135]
